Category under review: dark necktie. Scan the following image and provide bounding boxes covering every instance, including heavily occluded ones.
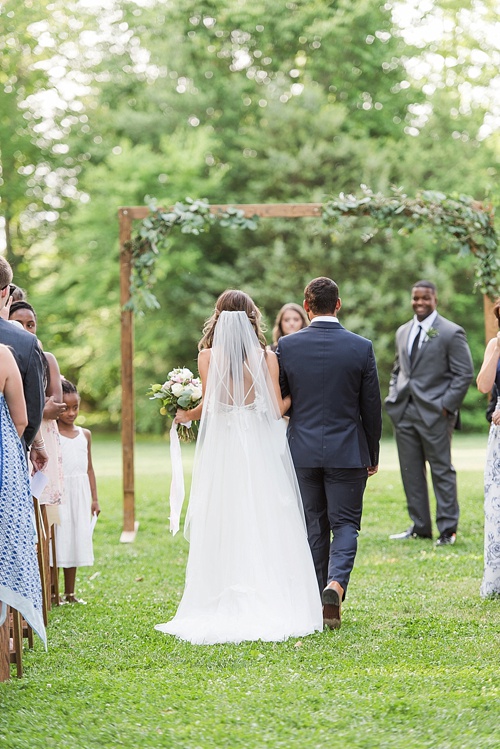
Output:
[410,325,422,364]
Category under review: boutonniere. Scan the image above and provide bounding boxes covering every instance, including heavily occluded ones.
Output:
[426,327,439,340]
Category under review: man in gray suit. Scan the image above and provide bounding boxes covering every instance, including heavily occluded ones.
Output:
[385,280,474,546]
[0,257,46,470]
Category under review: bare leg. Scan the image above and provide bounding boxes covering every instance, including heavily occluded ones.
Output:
[63,568,77,599]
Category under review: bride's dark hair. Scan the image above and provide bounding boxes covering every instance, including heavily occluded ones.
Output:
[198,290,267,350]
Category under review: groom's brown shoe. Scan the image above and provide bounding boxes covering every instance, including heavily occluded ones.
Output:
[322,581,344,630]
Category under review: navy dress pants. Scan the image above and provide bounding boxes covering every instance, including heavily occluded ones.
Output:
[295,466,367,598]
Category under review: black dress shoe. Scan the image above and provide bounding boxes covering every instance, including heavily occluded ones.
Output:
[436,532,456,546]
[389,527,432,540]
[322,581,343,630]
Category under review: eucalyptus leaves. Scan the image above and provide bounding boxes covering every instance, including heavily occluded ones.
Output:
[126,188,498,313]
[126,197,258,313]
[322,186,499,298]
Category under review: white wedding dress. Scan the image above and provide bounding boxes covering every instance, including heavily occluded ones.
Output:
[155,311,322,644]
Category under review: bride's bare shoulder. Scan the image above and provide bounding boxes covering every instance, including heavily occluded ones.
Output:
[265,349,279,372]
[198,348,211,372]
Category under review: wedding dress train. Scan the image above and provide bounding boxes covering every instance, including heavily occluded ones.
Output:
[155,311,323,644]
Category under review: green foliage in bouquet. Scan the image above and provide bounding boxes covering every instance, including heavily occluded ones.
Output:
[147,367,202,441]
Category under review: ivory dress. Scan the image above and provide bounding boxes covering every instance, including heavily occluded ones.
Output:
[39,418,64,507]
[55,427,94,568]
[155,311,323,644]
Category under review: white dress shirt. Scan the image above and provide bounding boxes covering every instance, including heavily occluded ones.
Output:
[311,315,339,323]
[407,310,438,356]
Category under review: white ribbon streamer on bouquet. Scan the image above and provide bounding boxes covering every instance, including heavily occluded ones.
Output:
[169,420,191,535]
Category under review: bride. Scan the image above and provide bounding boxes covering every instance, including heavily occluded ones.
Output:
[155,290,323,644]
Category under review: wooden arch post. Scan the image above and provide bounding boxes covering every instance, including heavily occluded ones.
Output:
[118,203,322,541]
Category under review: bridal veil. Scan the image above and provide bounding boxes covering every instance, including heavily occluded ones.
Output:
[155,311,322,644]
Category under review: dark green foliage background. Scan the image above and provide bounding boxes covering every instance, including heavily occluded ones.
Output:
[2,0,498,432]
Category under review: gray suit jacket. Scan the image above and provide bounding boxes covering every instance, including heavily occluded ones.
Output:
[0,318,45,448]
[385,313,474,428]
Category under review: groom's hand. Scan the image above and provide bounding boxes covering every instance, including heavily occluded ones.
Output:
[367,465,378,476]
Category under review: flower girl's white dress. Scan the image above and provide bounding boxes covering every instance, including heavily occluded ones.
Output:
[155,312,323,644]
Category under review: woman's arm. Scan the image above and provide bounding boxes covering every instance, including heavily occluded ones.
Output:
[43,351,63,400]
[84,428,100,516]
[477,334,500,393]
[266,350,291,417]
[175,350,210,424]
[1,345,28,436]
[42,351,67,420]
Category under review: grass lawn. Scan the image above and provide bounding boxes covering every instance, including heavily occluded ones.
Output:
[1,433,499,749]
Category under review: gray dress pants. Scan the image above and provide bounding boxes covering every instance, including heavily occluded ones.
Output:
[394,401,459,537]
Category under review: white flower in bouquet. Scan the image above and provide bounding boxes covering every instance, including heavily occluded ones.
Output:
[191,385,203,401]
[171,383,185,397]
[147,367,203,441]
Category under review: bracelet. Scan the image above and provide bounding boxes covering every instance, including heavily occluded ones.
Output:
[32,440,46,450]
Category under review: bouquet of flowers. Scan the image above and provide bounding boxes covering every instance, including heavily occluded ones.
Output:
[147,367,202,441]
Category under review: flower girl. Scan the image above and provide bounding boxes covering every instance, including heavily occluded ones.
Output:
[56,378,100,604]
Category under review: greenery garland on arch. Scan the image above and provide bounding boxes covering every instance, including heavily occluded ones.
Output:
[322,185,499,297]
[125,197,258,313]
[127,188,498,313]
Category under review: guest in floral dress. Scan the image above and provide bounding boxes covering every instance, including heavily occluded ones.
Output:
[476,297,500,597]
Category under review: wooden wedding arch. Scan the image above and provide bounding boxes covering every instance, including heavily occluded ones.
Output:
[118,203,323,541]
[118,201,497,542]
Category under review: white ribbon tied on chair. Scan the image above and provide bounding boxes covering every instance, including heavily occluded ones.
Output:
[169,421,190,535]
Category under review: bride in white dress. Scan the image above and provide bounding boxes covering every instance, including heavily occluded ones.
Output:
[155,290,323,644]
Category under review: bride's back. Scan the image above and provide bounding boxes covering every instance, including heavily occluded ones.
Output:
[204,311,272,413]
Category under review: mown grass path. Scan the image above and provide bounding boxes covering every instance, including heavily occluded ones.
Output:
[1,435,499,749]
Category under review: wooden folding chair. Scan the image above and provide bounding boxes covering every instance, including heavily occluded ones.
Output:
[50,525,60,606]
[9,607,23,678]
[0,610,10,681]
[22,618,34,649]
[33,496,49,626]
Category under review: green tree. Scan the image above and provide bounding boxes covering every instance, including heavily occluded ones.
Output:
[19,0,500,433]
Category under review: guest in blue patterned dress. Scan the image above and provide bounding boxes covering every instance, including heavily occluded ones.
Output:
[0,343,46,646]
[477,298,500,598]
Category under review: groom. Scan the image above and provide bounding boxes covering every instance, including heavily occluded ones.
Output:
[277,277,382,629]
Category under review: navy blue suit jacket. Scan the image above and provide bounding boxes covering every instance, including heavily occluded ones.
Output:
[277,320,382,469]
[0,318,45,448]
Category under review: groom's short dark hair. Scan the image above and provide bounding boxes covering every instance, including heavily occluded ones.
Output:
[304,277,339,315]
